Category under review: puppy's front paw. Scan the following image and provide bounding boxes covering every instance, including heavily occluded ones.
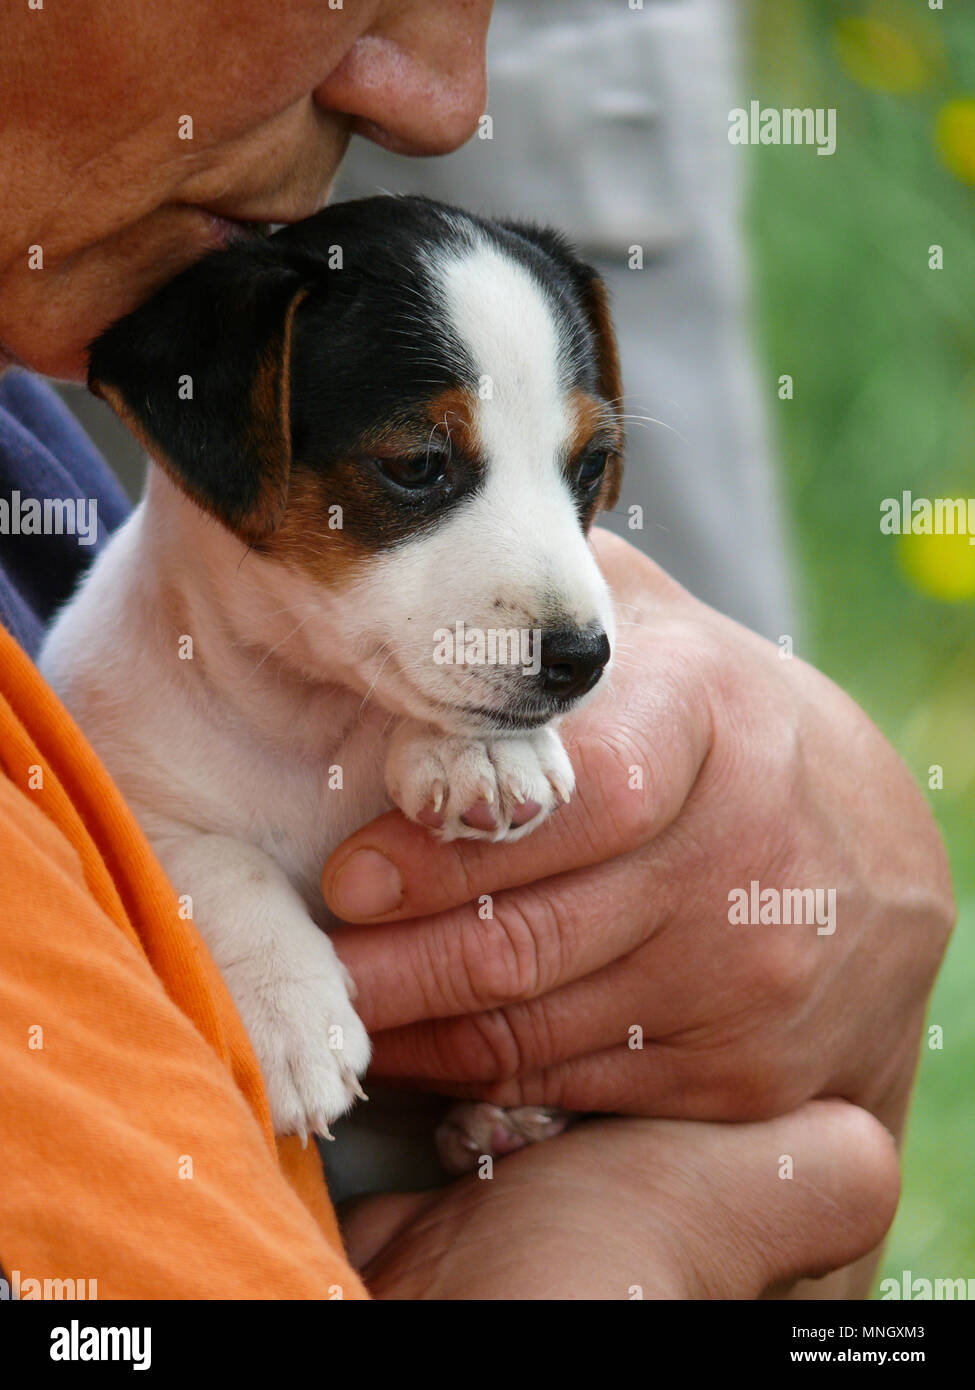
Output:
[385,722,575,842]
[231,964,371,1140]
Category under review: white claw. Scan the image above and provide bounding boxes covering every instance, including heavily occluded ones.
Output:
[547,773,572,805]
[385,720,574,844]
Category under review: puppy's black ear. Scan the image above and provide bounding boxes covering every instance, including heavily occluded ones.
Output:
[88,241,308,543]
[499,221,623,511]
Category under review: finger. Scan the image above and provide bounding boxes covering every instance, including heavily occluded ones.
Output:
[660,1101,901,1296]
[357,956,668,1084]
[567,1102,901,1298]
[366,1037,811,1124]
[363,1034,696,1115]
[356,906,820,1111]
[320,620,712,924]
[331,843,672,1033]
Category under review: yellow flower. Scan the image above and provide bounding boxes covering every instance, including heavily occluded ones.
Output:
[899,528,975,602]
[834,16,933,94]
[935,99,975,186]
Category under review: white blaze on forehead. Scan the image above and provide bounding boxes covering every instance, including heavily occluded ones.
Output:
[410,232,610,641]
[433,237,573,478]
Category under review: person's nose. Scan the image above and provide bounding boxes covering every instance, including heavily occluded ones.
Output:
[314,1,491,158]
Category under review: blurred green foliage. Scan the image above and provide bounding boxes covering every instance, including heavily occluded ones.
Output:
[748,0,975,1289]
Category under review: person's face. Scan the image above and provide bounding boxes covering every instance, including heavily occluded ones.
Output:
[0,0,491,381]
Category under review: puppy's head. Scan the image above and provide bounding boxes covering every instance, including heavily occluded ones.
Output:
[89,196,624,735]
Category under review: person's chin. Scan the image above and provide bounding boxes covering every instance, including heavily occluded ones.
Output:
[0,206,272,382]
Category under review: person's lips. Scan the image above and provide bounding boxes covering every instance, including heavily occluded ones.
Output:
[190,189,330,244]
[194,210,276,250]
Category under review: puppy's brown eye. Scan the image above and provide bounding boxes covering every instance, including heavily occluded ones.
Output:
[577,449,609,492]
[374,453,447,491]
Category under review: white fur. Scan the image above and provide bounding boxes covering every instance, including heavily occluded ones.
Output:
[39,234,614,1136]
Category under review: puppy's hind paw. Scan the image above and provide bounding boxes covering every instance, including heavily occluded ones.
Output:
[435,1102,571,1175]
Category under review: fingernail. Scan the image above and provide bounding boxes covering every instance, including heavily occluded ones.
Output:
[330,849,403,918]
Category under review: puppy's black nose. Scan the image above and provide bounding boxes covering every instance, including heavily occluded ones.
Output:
[539,629,611,703]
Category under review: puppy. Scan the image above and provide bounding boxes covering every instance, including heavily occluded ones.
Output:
[39,196,624,1167]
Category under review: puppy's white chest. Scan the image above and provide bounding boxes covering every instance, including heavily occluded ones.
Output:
[204,713,393,918]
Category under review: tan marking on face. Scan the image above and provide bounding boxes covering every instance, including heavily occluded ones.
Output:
[567,387,624,521]
[257,466,376,586]
[568,389,613,457]
[262,385,484,587]
[579,275,625,512]
[424,385,481,461]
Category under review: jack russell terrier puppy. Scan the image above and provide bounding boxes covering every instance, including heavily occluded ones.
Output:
[39,195,624,1171]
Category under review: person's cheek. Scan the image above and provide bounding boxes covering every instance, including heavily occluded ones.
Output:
[0,0,370,376]
[0,105,351,379]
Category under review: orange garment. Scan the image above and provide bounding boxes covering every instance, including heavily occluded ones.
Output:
[0,619,368,1299]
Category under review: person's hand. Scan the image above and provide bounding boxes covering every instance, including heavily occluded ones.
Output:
[323,530,954,1144]
[340,1101,900,1299]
